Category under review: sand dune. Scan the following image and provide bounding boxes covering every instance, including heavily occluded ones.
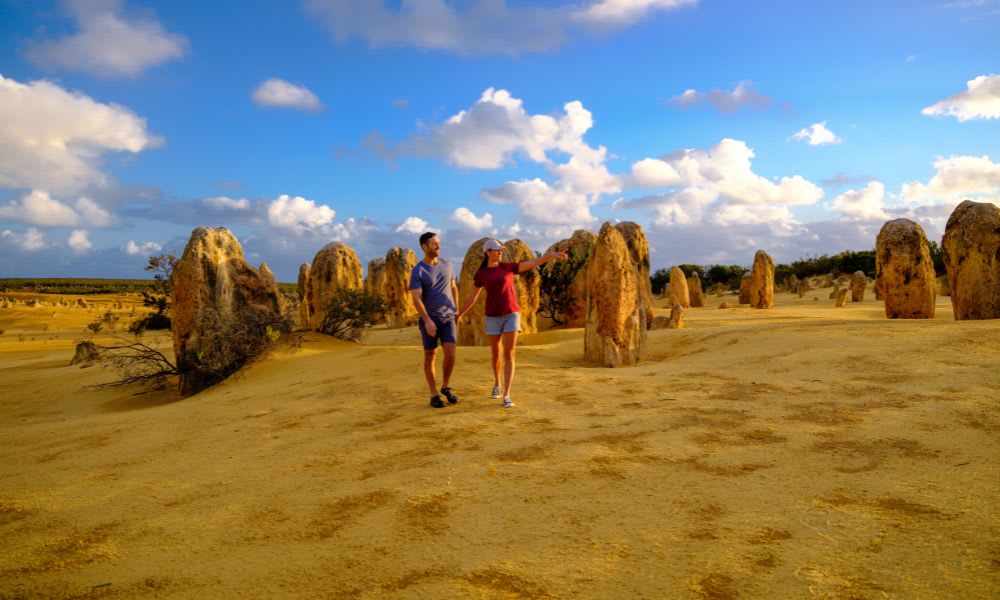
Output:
[1,290,998,598]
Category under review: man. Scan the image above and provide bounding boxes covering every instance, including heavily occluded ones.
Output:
[408,232,460,408]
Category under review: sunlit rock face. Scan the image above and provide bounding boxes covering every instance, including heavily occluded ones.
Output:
[875,219,936,319]
[942,200,1000,320]
[304,242,363,331]
[749,250,774,309]
[584,222,646,367]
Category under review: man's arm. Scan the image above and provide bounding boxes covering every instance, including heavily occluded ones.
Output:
[450,280,460,321]
[410,288,437,337]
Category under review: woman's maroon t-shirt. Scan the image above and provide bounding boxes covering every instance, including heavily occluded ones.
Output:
[474,262,521,317]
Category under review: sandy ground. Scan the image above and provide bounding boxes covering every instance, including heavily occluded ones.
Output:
[1,289,998,599]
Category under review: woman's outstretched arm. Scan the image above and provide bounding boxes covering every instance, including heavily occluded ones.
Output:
[518,250,568,273]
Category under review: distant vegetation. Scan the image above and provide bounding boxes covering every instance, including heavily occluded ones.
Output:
[0,277,299,295]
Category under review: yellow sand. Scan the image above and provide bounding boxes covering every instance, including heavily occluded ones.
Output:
[1,290,998,599]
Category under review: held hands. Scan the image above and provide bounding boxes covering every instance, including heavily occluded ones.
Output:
[423,316,437,337]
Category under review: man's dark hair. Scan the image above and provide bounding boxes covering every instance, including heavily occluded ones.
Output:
[419,232,437,247]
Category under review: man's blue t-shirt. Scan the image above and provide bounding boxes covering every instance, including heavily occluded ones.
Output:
[408,259,457,319]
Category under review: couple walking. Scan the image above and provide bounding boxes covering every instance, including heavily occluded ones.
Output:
[407,232,568,409]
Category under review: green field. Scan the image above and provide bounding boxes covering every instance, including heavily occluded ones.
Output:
[0,278,299,296]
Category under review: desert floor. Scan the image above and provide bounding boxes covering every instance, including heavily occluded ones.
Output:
[1,289,998,599]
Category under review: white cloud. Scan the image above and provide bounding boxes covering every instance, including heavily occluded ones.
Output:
[574,0,697,24]
[26,0,188,78]
[202,196,251,211]
[303,0,695,55]
[0,74,161,194]
[2,227,47,252]
[251,78,324,112]
[449,207,493,231]
[266,194,336,233]
[123,240,163,255]
[668,81,773,113]
[395,216,429,234]
[828,181,889,221]
[0,190,117,227]
[900,154,1000,204]
[792,121,842,146]
[922,74,1000,122]
[68,229,93,253]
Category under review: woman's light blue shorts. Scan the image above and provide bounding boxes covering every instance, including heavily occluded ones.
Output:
[485,312,521,335]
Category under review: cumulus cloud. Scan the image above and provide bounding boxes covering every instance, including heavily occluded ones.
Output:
[900,154,1000,204]
[266,194,336,233]
[123,239,163,255]
[668,81,773,113]
[0,74,161,195]
[303,0,695,55]
[1,228,47,252]
[449,207,493,231]
[251,78,324,112]
[68,229,93,253]
[0,190,116,227]
[922,74,1000,121]
[828,182,889,221]
[26,0,188,78]
[792,121,842,146]
[395,216,429,234]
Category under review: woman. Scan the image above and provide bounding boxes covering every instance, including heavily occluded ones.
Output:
[457,239,568,408]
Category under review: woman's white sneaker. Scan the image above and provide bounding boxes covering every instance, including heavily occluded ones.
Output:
[490,385,501,399]
[502,396,514,408]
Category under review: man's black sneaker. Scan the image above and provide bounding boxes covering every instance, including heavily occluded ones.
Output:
[441,387,459,404]
[430,395,445,408]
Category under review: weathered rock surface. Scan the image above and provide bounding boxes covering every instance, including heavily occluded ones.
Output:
[739,275,751,304]
[850,271,866,302]
[667,266,690,308]
[304,242,364,331]
[797,281,809,298]
[666,304,685,329]
[937,275,951,297]
[171,227,284,396]
[584,223,646,367]
[835,288,849,307]
[718,302,731,309]
[749,250,774,309]
[687,272,705,308]
[829,285,840,300]
[365,248,419,329]
[875,219,936,319]
[615,222,655,328]
[650,315,670,329]
[942,200,1000,320]
[541,229,597,327]
[70,340,99,367]
[296,263,311,329]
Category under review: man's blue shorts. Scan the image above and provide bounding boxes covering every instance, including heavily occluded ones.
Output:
[418,315,457,350]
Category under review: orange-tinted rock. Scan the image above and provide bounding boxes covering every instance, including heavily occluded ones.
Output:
[667,266,690,308]
[541,229,597,327]
[687,272,705,308]
[171,227,284,396]
[382,248,420,329]
[584,223,646,367]
[942,200,1000,320]
[718,302,731,309]
[937,275,950,297]
[835,288,849,307]
[875,219,936,319]
[458,237,490,346]
[666,304,685,329]
[305,242,364,331]
[850,271,866,302]
[739,275,751,304]
[615,222,655,328]
[749,250,774,309]
[296,263,311,330]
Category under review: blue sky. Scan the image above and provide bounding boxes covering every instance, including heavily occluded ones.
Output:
[1,0,998,280]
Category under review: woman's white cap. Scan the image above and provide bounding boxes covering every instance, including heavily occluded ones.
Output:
[483,239,504,251]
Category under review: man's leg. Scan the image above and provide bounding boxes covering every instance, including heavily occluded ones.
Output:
[441,343,456,389]
[423,348,438,396]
